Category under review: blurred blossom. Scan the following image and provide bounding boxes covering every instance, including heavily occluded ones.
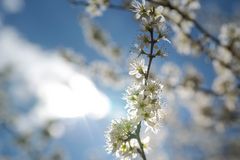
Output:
[171,0,200,18]
[212,69,236,95]
[59,48,86,67]
[89,61,128,90]
[59,48,127,90]
[219,23,240,47]
[160,62,182,86]
[162,0,200,34]
[80,16,122,62]
[215,47,232,64]
[159,94,240,160]
[86,0,109,17]
[45,120,66,138]
[218,23,240,71]
[183,65,202,89]
[173,30,200,55]
[212,61,237,95]
[179,89,213,126]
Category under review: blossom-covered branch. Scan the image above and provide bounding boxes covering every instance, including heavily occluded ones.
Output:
[67,0,240,159]
[105,1,168,159]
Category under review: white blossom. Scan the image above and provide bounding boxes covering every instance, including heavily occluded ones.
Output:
[105,118,138,160]
[143,79,164,97]
[129,58,147,79]
[131,0,147,19]
[124,82,143,105]
[125,80,165,133]
[132,0,165,30]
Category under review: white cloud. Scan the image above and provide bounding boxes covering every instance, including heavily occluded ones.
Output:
[1,0,25,13]
[0,26,111,122]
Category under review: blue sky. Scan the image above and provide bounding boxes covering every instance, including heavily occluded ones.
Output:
[0,0,239,159]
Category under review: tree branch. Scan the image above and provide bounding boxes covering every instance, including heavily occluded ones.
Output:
[147,0,240,60]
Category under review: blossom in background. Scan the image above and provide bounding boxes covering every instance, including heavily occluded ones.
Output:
[219,23,240,46]
[160,62,182,86]
[80,16,122,62]
[212,61,236,95]
[183,65,203,89]
[86,0,109,17]
[219,23,240,57]
[162,0,200,34]
[171,0,200,18]
[89,61,127,90]
[215,47,232,64]
[173,30,200,55]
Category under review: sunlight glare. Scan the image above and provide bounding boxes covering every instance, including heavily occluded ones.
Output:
[37,74,110,119]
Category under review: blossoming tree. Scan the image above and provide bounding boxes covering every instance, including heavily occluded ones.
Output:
[67,0,240,160]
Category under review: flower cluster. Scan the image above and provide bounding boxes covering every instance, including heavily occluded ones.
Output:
[132,0,165,32]
[105,1,168,159]
[125,75,165,133]
[105,118,138,160]
[131,0,170,58]
[132,0,165,22]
